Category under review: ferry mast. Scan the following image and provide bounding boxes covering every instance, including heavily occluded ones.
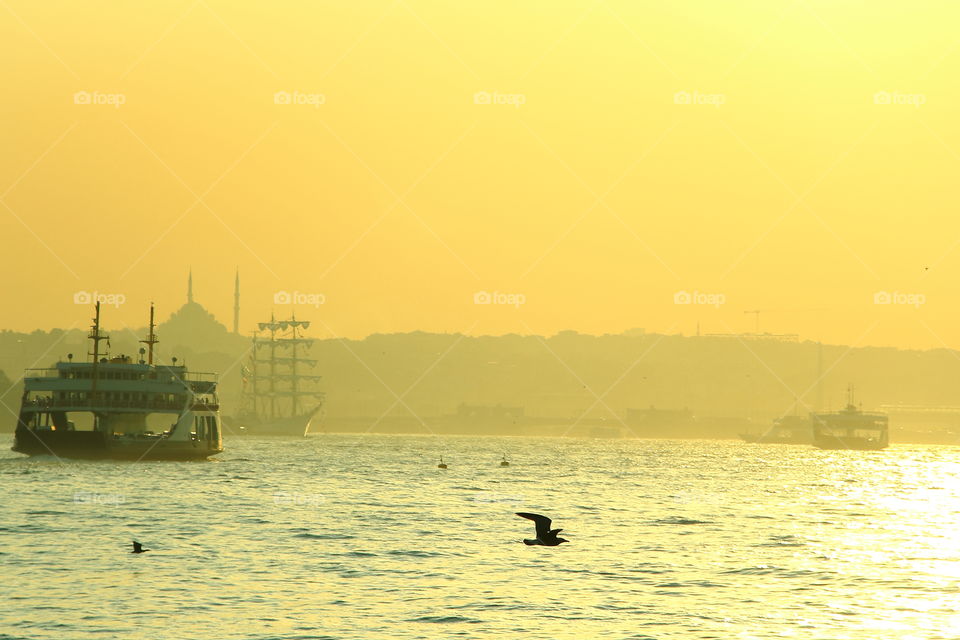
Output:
[87,301,109,413]
[139,303,159,365]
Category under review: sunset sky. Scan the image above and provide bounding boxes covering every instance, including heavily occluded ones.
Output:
[2,1,959,348]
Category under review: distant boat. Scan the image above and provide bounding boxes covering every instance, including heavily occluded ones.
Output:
[233,314,324,437]
[12,303,223,460]
[811,386,888,450]
[740,415,812,445]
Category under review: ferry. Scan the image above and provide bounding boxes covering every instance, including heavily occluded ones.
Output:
[11,303,223,460]
[811,386,888,451]
[740,415,812,445]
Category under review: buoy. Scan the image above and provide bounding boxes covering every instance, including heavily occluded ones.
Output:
[437,456,447,469]
[500,454,509,467]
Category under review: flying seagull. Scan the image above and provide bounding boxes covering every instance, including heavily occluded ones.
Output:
[516,512,569,546]
[131,541,149,554]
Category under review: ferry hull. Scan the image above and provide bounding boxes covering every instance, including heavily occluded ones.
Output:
[12,428,222,461]
[813,436,887,451]
[740,433,812,445]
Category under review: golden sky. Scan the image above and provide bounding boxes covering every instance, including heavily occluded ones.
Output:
[1,1,958,348]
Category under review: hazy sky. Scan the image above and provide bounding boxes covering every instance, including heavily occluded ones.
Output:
[2,1,958,348]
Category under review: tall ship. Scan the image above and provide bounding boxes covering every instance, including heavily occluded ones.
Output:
[12,303,223,460]
[811,386,889,450]
[740,415,813,444]
[235,314,323,436]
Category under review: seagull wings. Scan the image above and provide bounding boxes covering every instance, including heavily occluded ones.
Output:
[516,512,552,539]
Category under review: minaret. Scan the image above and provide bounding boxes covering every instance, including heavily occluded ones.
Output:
[233,268,240,334]
[187,268,194,304]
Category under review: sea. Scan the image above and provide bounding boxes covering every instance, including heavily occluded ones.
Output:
[2,434,960,640]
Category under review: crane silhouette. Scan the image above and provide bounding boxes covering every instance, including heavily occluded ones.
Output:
[743,308,826,335]
[744,309,763,333]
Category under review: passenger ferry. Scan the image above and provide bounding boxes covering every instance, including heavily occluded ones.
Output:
[740,415,813,445]
[11,302,223,460]
[811,386,888,451]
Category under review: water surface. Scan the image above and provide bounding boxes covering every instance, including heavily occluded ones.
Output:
[2,435,959,639]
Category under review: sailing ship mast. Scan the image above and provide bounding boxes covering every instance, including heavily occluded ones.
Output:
[242,314,323,422]
[269,313,277,420]
[249,329,259,418]
[291,312,300,417]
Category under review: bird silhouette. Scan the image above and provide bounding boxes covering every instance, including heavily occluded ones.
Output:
[516,512,569,546]
[131,541,149,554]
